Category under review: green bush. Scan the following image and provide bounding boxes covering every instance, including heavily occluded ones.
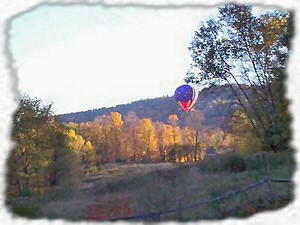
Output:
[197,151,295,174]
[38,188,75,204]
[244,154,264,172]
[223,153,246,172]
[197,156,223,173]
[12,204,40,218]
[268,151,295,169]
[198,152,246,173]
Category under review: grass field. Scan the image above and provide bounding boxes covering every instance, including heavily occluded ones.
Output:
[9,152,294,221]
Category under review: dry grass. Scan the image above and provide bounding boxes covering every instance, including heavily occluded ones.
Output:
[82,163,178,183]
[11,160,294,221]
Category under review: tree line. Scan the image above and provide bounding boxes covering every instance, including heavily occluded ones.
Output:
[67,110,233,164]
[7,94,259,197]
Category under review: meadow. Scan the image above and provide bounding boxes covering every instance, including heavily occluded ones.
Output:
[9,151,294,221]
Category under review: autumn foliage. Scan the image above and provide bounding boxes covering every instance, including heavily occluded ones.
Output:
[85,196,132,220]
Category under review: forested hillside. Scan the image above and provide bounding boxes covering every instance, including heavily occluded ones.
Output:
[58,84,244,129]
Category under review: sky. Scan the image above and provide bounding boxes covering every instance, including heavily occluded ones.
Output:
[9,4,272,114]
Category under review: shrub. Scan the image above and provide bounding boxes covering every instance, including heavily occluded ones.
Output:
[222,153,246,172]
[268,151,295,169]
[38,188,75,204]
[12,204,40,218]
[197,157,222,173]
[244,154,264,172]
[198,151,295,174]
[198,152,246,173]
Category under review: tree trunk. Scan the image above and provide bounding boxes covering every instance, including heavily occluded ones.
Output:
[194,131,199,161]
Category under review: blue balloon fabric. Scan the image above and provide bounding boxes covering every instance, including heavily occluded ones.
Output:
[175,84,194,102]
[174,84,198,112]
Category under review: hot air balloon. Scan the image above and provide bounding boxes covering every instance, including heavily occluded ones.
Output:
[175,84,198,113]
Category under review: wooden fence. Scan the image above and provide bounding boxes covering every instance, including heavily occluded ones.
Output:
[110,177,292,221]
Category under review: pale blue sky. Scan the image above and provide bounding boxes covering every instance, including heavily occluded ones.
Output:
[9,4,272,114]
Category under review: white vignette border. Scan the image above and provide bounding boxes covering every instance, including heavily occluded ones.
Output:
[0,0,300,225]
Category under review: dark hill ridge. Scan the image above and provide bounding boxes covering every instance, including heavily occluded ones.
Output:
[58,85,244,129]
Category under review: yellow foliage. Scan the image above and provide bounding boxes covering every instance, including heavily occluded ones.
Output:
[258,14,288,50]
[136,118,159,161]
[168,114,179,126]
[67,129,77,139]
[111,112,123,126]
[229,111,262,153]
[85,141,93,150]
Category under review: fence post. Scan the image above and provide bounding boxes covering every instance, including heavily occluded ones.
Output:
[157,211,161,221]
[262,153,274,200]
[266,175,274,201]
[153,211,161,221]
[221,195,228,218]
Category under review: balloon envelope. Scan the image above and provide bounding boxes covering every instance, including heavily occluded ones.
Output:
[174,84,198,112]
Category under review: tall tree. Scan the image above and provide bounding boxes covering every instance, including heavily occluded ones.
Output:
[8,95,83,197]
[66,129,96,175]
[9,95,53,195]
[186,3,293,151]
[168,114,181,144]
[229,110,262,153]
[137,119,159,161]
[104,112,125,162]
[185,110,205,160]
[124,111,140,162]
[47,124,83,187]
[155,122,177,161]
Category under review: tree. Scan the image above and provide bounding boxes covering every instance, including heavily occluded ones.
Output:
[155,122,178,162]
[210,128,224,151]
[109,112,125,162]
[124,111,140,162]
[9,95,54,196]
[262,69,292,152]
[96,112,125,162]
[186,3,293,152]
[229,110,262,153]
[66,129,96,175]
[136,119,159,161]
[168,114,181,144]
[8,95,83,197]
[185,110,205,160]
[47,124,83,187]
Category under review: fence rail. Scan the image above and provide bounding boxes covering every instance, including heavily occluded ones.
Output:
[111,177,292,221]
[271,178,292,183]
